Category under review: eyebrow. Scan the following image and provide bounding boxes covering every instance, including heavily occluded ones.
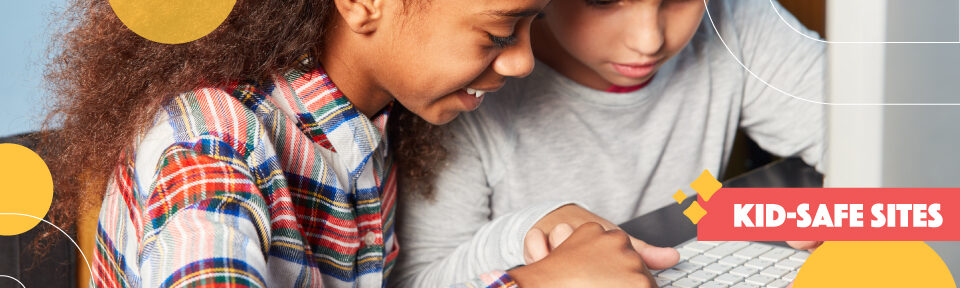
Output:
[484,7,542,18]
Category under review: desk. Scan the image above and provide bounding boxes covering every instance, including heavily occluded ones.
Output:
[619,157,822,247]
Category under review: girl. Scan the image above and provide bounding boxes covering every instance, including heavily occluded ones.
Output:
[42,0,659,287]
[394,0,825,286]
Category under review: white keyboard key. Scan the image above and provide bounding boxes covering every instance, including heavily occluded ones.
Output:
[731,283,761,288]
[789,251,810,262]
[678,248,698,260]
[745,258,774,269]
[734,243,773,259]
[701,281,730,288]
[775,259,804,270]
[663,286,679,288]
[720,255,748,266]
[688,270,718,282]
[745,274,776,285]
[704,263,734,274]
[690,255,718,265]
[699,241,723,246]
[673,261,702,273]
[783,270,799,281]
[767,279,791,288]
[651,269,663,275]
[706,242,750,258]
[658,269,687,281]
[760,266,790,278]
[656,277,672,287]
[730,266,760,277]
[759,247,796,262]
[684,241,718,252]
[672,277,703,288]
[715,273,745,284]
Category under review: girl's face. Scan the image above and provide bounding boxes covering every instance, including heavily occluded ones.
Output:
[374,0,550,124]
[534,0,706,90]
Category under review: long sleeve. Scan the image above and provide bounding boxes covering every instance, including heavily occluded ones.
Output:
[452,271,519,288]
[137,139,272,287]
[390,112,574,288]
[727,0,827,171]
[94,66,404,287]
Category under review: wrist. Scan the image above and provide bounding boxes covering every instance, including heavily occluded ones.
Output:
[507,264,543,288]
[478,270,521,288]
[532,204,582,232]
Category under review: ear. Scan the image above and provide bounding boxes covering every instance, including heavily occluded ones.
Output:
[333,0,385,34]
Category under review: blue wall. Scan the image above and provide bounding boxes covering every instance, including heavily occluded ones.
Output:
[1,0,66,137]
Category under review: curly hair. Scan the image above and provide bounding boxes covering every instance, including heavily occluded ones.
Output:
[40,0,446,250]
[389,105,448,201]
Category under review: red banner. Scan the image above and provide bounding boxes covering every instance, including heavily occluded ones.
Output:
[696,188,960,241]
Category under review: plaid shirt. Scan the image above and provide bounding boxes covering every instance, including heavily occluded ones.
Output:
[92,65,516,287]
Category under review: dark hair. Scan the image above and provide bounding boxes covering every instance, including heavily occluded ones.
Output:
[40,0,445,249]
[388,106,448,201]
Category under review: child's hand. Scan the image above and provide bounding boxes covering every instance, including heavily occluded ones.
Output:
[523,223,574,264]
[510,222,657,288]
[526,204,680,270]
[786,240,824,252]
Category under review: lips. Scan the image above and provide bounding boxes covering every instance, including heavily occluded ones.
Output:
[612,62,657,79]
[465,88,487,98]
[456,88,485,111]
[455,84,502,111]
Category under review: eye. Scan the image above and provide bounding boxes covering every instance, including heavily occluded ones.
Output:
[585,0,620,6]
[487,33,518,49]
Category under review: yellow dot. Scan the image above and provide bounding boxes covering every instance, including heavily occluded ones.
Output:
[690,169,721,201]
[673,189,687,204]
[109,0,237,44]
[0,144,54,235]
[795,241,956,288]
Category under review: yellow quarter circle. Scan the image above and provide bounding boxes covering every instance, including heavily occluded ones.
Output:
[795,241,956,288]
[0,143,54,235]
[109,0,237,44]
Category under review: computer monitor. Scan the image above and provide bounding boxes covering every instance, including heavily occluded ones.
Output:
[825,0,960,283]
[826,0,960,187]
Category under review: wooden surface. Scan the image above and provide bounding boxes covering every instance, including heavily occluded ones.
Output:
[779,0,827,37]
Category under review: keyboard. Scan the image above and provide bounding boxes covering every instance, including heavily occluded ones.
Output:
[652,239,810,288]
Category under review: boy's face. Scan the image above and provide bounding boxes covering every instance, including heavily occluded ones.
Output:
[374,0,550,124]
[534,0,706,90]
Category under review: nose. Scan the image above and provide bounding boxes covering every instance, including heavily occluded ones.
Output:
[492,35,536,78]
[624,5,665,56]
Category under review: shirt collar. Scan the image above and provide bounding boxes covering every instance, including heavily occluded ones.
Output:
[278,64,391,175]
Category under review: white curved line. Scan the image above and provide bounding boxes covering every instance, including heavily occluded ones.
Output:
[769,0,960,44]
[0,275,26,288]
[0,213,93,282]
[703,0,960,105]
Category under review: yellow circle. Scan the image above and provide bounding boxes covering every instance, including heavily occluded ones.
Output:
[109,0,237,44]
[0,144,54,236]
[795,241,956,288]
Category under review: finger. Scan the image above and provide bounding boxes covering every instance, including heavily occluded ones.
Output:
[524,228,550,264]
[787,282,794,288]
[570,222,606,238]
[631,237,680,270]
[639,246,680,270]
[808,241,824,252]
[787,241,823,251]
[548,223,574,250]
[561,222,606,246]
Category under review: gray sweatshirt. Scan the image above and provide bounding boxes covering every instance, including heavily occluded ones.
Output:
[390,0,825,286]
